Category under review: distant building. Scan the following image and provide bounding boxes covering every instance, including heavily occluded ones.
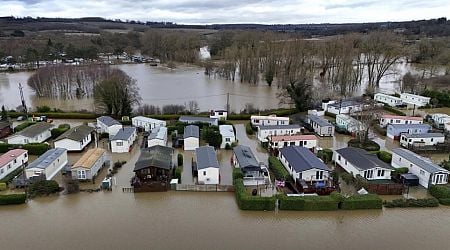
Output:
[179,116,218,126]
[0,149,28,180]
[374,93,403,107]
[147,126,168,147]
[386,124,432,140]
[54,125,94,151]
[71,148,107,180]
[7,123,54,145]
[210,110,228,120]
[96,116,122,138]
[184,125,200,151]
[379,115,423,128]
[195,146,220,185]
[400,93,431,107]
[219,125,236,149]
[110,127,137,153]
[132,116,166,132]
[25,148,68,180]
[257,124,302,143]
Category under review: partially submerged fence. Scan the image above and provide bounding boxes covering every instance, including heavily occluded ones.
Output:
[175,184,234,192]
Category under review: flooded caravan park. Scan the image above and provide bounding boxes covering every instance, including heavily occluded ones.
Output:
[0,121,450,250]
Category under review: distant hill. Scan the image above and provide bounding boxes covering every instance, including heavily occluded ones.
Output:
[0,16,449,37]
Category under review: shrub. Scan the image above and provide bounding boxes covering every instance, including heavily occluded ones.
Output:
[377,151,392,163]
[174,167,182,181]
[278,194,340,211]
[99,132,109,139]
[23,143,49,155]
[228,114,252,120]
[383,105,406,116]
[113,161,124,169]
[245,122,254,135]
[14,122,36,132]
[51,126,70,139]
[341,194,383,209]
[0,194,27,205]
[232,168,244,180]
[36,105,51,113]
[224,143,232,150]
[234,178,276,211]
[268,156,291,181]
[429,185,450,199]
[0,182,6,191]
[348,139,380,151]
[438,198,450,205]
[392,167,409,175]
[202,126,222,148]
[177,153,183,166]
[340,172,354,185]
[317,149,333,163]
[27,180,60,197]
[0,143,13,153]
[384,198,439,208]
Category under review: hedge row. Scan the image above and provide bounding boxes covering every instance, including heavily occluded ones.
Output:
[278,193,340,211]
[234,178,276,211]
[27,180,60,197]
[429,185,450,199]
[376,151,392,164]
[383,105,406,116]
[341,194,383,210]
[51,124,71,139]
[438,198,450,205]
[268,156,291,181]
[245,122,254,135]
[0,182,6,191]
[0,194,27,205]
[0,143,49,155]
[9,112,97,119]
[14,122,36,132]
[384,198,439,208]
[317,149,333,164]
[232,168,244,180]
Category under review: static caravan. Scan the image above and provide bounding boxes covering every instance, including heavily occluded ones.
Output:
[379,115,423,128]
[326,100,363,115]
[96,116,122,138]
[132,116,166,132]
[25,148,68,180]
[250,115,289,127]
[210,110,228,120]
[110,127,137,153]
[184,125,200,151]
[400,93,431,107]
[195,146,220,185]
[179,116,218,126]
[400,133,445,148]
[431,114,450,129]
[7,123,54,145]
[71,148,107,180]
[305,115,334,137]
[335,114,363,134]
[374,93,403,107]
[386,124,432,140]
[219,125,236,149]
[0,149,28,180]
[147,126,168,147]
[269,134,318,150]
[232,145,270,186]
[54,125,94,151]
[257,124,302,143]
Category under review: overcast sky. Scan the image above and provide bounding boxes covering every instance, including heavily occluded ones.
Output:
[2,0,449,24]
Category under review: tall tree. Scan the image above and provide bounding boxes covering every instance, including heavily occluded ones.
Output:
[286,78,313,112]
[1,105,7,121]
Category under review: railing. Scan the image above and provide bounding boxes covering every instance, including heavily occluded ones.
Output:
[175,184,234,192]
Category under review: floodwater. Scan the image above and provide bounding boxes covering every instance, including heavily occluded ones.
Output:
[1,121,450,250]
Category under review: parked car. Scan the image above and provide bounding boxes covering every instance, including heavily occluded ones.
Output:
[16,116,26,121]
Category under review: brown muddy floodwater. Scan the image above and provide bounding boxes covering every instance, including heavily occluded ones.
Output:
[1,121,450,250]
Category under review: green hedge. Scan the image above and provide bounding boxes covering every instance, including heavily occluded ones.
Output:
[234,178,276,211]
[341,194,383,210]
[0,194,27,205]
[317,149,333,163]
[438,198,450,205]
[383,105,406,116]
[51,127,70,139]
[268,156,291,181]
[229,114,252,120]
[0,167,23,183]
[23,143,49,156]
[174,167,182,181]
[0,182,6,191]
[9,112,97,119]
[14,122,36,132]
[245,122,254,135]
[27,180,60,197]
[177,153,183,166]
[377,151,392,164]
[233,168,244,180]
[348,139,380,151]
[392,167,409,175]
[384,198,439,208]
[278,194,340,211]
[324,111,337,118]
[429,185,450,199]
[0,143,13,153]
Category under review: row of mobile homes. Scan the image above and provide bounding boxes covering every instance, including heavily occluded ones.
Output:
[431,113,450,129]
[147,126,168,147]
[334,147,393,181]
[0,149,28,180]
[386,124,431,140]
[392,148,449,188]
[132,145,174,192]
[219,125,236,149]
[400,133,445,148]
[132,116,166,132]
[0,121,12,139]
[326,100,363,115]
[54,125,94,151]
[305,115,334,137]
[374,93,403,107]
[97,116,122,138]
[179,116,218,126]
[232,145,270,186]
[184,125,200,151]
[7,122,53,145]
[269,134,318,150]
[210,110,228,120]
[195,146,220,185]
[257,124,302,143]
[335,114,363,134]
[400,93,430,107]
[25,148,68,180]
[250,115,289,127]
[379,115,423,128]
[110,127,137,153]
[71,148,107,180]
[279,146,331,184]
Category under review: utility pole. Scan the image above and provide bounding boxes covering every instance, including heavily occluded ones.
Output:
[226,92,230,114]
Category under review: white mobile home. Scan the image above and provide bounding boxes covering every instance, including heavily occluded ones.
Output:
[257,124,302,143]
[431,113,450,129]
[335,114,363,134]
[379,115,423,128]
[195,146,220,185]
[386,124,432,140]
[305,114,334,137]
[71,148,107,180]
[210,110,228,120]
[110,127,137,153]
[147,126,168,147]
[54,125,94,151]
[219,125,236,149]
[25,148,68,180]
[232,145,270,186]
[278,146,331,183]
[97,116,122,137]
[400,93,431,107]
[392,148,449,188]
[0,149,28,180]
[250,115,289,127]
[179,116,218,126]
[400,133,445,148]
[132,116,166,132]
[7,123,54,145]
[269,134,318,150]
[184,125,200,151]
[374,93,403,107]
[334,147,393,181]
[326,100,363,115]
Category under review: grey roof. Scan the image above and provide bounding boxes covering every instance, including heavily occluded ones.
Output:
[280,146,330,172]
[55,125,94,142]
[26,148,67,170]
[0,121,11,130]
[184,125,199,139]
[17,122,54,138]
[259,124,301,130]
[134,145,173,171]
[392,148,449,174]
[402,133,445,139]
[388,124,431,130]
[233,145,260,171]
[335,147,393,171]
[97,116,121,126]
[111,127,136,141]
[329,100,362,108]
[179,116,218,124]
[306,114,332,127]
[195,146,220,170]
[149,126,167,140]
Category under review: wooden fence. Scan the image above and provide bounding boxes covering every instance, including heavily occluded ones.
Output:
[175,184,234,192]
[367,183,405,195]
